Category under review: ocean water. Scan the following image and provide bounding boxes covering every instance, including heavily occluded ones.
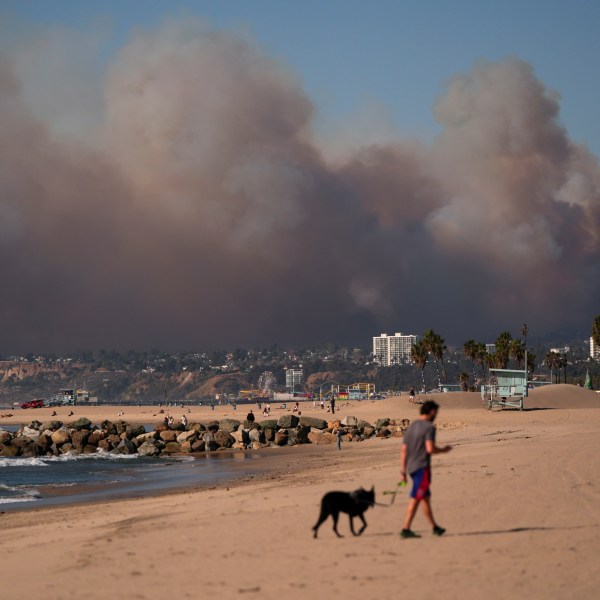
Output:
[0,451,263,510]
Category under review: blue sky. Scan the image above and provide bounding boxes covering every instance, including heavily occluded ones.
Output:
[4,0,600,153]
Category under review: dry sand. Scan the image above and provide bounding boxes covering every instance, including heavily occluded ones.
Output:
[1,384,600,599]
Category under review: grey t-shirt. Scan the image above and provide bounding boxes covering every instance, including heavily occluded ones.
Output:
[403,419,436,474]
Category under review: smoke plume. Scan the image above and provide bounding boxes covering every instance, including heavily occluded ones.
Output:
[0,19,598,352]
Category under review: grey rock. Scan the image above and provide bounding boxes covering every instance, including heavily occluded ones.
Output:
[298,416,328,430]
[70,417,92,431]
[219,419,241,433]
[341,416,358,427]
[138,441,160,457]
[277,415,299,429]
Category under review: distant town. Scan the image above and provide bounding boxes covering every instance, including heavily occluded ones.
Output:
[1,317,598,407]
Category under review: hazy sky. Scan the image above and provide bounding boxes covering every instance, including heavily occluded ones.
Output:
[1,1,599,352]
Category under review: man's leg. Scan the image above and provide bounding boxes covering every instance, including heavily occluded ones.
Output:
[420,496,437,528]
[402,498,420,530]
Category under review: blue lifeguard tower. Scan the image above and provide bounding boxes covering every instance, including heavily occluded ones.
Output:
[481,368,528,410]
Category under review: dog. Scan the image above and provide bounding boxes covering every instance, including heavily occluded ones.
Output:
[312,486,375,538]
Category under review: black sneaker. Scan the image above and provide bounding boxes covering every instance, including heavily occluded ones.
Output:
[433,525,446,536]
[400,529,421,539]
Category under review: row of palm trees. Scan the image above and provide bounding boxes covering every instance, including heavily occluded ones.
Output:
[411,329,538,392]
[411,329,447,391]
[544,351,567,384]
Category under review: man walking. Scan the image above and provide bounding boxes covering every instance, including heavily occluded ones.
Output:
[400,400,451,538]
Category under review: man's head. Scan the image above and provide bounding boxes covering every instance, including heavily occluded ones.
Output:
[420,400,439,421]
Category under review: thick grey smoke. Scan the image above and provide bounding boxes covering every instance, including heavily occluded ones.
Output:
[0,19,598,352]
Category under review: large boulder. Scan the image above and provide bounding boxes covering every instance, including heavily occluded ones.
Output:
[0,430,12,444]
[70,417,92,431]
[87,431,105,446]
[357,419,372,429]
[180,441,193,453]
[28,420,43,431]
[308,431,335,444]
[160,430,178,443]
[21,426,40,440]
[41,421,63,432]
[299,416,328,430]
[248,429,263,443]
[107,434,121,447]
[60,443,74,454]
[363,426,375,438]
[259,420,278,430]
[295,425,311,444]
[214,431,235,448]
[116,437,137,454]
[82,445,98,454]
[274,431,288,446]
[230,430,244,444]
[189,422,205,433]
[277,415,299,429]
[155,422,169,433]
[98,438,113,452]
[243,420,260,430]
[219,419,241,433]
[101,420,118,435]
[191,440,206,452]
[376,428,392,438]
[375,418,390,428]
[341,416,358,427]
[206,421,219,433]
[136,431,158,444]
[263,428,276,442]
[203,432,219,451]
[0,443,19,457]
[126,424,147,439]
[71,430,89,450]
[51,428,71,446]
[177,430,197,444]
[162,442,182,454]
[138,441,160,457]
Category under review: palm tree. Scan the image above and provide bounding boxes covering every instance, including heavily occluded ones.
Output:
[459,372,470,391]
[510,339,525,369]
[423,329,446,387]
[474,342,488,380]
[495,331,512,369]
[411,340,428,392]
[545,351,560,383]
[558,354,568,383]
[464,339,478,384]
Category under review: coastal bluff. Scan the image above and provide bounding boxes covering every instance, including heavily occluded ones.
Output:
[0,415,410,458]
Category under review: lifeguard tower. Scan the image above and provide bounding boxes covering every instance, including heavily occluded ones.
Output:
[481,368,528,410]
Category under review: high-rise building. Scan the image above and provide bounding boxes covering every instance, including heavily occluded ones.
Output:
[591,336,600,360]
[285,368,303,390]
[486,344,496,354]
[373,332,418,366]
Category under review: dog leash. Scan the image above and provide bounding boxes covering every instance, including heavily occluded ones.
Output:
[381,481,407,505]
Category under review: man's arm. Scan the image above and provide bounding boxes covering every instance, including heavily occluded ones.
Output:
[400,443,408,482]
[425,440,452,455]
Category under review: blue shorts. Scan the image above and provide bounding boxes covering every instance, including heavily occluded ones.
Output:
[410,467,431,500]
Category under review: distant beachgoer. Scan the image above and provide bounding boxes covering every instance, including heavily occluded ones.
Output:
[247,410,255,423]
[409,387,415,403]
[266,403,271,415]
[293,402,300,413]
[330,397,336,415]
[68,411,74,417]
[262,407,269,417]
[400,400,452,539]
[52,410,57,416]
[181,415,188,428]
[336,428,343,451]
[320,399,325,410]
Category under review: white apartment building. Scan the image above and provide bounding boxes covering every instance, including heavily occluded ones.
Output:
[591,337,600,360]
[486,344,496,354]
[373,332,418,366]
[285,368,303,390]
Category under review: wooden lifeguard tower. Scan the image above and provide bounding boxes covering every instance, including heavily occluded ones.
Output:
[481,368,528,410]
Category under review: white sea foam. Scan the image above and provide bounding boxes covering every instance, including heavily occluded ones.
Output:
[0,450,141,468]
[0,496,38,504]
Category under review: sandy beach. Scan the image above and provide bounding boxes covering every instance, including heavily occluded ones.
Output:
[1,384,600,599]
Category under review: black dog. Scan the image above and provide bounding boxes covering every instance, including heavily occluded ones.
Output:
[312,486,375,538]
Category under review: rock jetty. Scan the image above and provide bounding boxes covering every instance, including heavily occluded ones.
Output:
[0,416,410,458]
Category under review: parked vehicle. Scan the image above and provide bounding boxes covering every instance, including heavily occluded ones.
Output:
[21,399,45,409]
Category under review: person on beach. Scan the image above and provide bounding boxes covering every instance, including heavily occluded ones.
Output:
[246,410,255,423]
[409,387,415,403]
[181,414,188,428]
[336,427,343,451]
[400,400,452,539]
[330,396,336,415]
